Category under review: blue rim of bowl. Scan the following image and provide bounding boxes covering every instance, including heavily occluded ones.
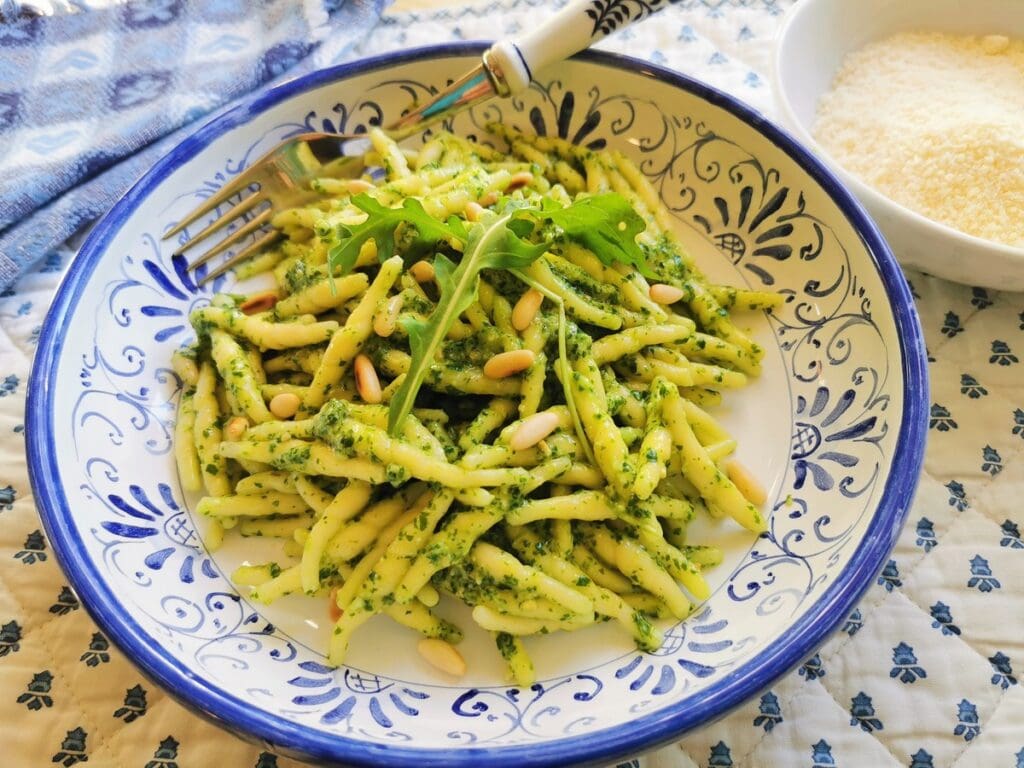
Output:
[27,42,928,768]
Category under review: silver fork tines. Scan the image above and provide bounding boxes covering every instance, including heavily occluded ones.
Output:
[162,61,500,286]
[162,133,371,287]
[172,192,267,256]
[163,172,256,243]
[162,170,272,287]
[162,61,497,287]
[197,230,282,287]
[167,200,278,287]
[184,207,273,270]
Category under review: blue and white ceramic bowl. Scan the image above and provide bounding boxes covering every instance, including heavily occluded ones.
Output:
[28,45,928,767]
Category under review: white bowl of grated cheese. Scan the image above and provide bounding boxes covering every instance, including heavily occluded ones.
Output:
[772,0,1024,290]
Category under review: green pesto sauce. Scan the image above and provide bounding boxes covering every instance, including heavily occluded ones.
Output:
[495,631,517,660]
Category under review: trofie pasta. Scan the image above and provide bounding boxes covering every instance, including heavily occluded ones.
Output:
[172,125,783,685]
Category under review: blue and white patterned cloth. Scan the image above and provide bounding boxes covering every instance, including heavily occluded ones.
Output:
[0,0,388,290]
[0,0,1022,766]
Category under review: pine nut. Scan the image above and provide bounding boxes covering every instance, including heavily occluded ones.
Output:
[483,349,535,379]
[511,289,544,331]
[373,294,403,338]
[506,171,534,191]
[478,191,498,207]
[224,416,249,442]
[725,459,767,507]
[269,392,301,420]
[649,283,685,305]
[328,586,343,622]
[509,411,560,451]
[465,201,485,222]
[354,354,382,404]
[240,290,279,315]
[409,260,435,283]
[345,179,375,195]
[417,638,466,677]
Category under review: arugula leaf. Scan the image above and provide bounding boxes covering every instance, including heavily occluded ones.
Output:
[385,192,650,435]
[327,193,462,275]
[387,214,547,435]
[533,192,653,278]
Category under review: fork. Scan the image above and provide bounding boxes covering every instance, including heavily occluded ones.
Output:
[166,0,680,286]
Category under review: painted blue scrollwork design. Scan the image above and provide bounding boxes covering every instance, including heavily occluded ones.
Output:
[278,660,430,739]
[449,675,604,743]
[792,385,884,497]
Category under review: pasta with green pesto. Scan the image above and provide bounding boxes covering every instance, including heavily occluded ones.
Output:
[173,124,783,685]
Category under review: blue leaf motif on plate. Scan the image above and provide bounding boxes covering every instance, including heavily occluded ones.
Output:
[92,483,217,597]
[613,656,679,695]
[130,250,215,343]
[650,615,729,680]
[526,89,604,150]
[285,667,429,733]
[791,386,880,496]
[280,99,386,139]
[100,522,158,539]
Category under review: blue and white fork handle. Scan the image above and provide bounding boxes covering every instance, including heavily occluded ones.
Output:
[389,0,677,136]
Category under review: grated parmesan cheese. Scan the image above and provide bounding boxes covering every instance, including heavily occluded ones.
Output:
[813,31,1024,248]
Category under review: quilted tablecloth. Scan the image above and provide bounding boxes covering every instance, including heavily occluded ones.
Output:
[1,0,1022,765]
